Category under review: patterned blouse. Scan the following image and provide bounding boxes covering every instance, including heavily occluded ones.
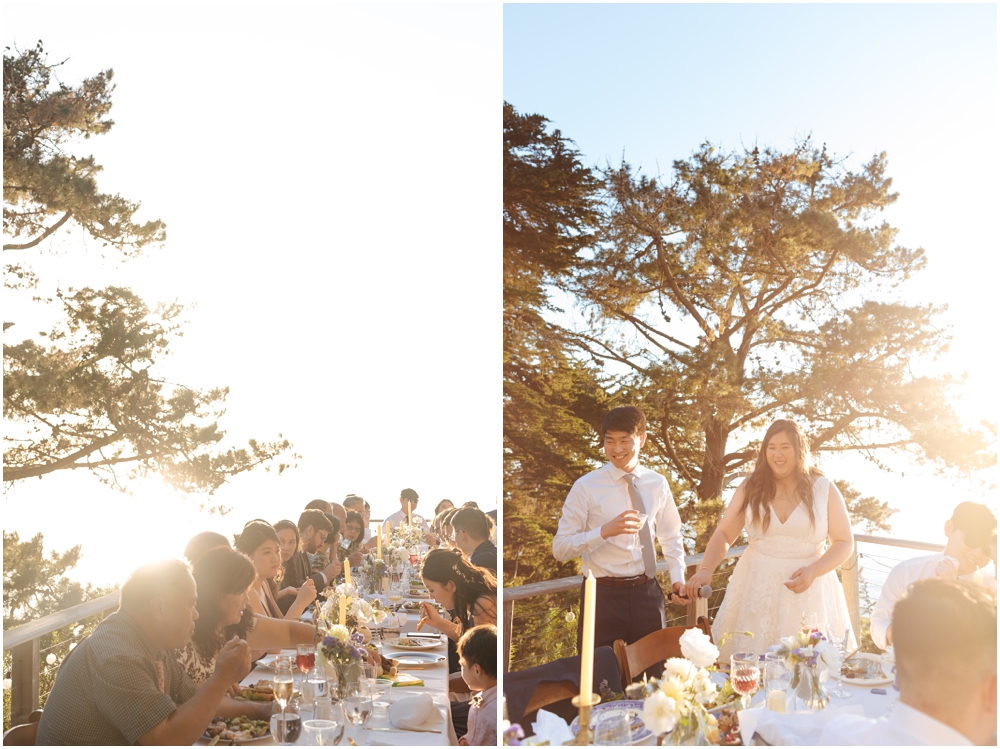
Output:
[177,618,256,686]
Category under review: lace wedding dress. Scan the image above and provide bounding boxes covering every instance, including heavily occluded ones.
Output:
[712,476,857,661]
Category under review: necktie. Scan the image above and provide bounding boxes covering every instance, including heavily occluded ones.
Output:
[622,473,657,579]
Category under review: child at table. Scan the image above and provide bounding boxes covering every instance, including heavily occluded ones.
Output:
[457,625,497,746]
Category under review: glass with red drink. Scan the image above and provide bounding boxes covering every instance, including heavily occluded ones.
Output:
[296,643,316,674]
[730,652,760,710]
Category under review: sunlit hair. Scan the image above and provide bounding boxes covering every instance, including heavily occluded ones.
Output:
[743,419,822,533]
[893,578,996,705]
[434,499,455,516]
[420,549,496,631]
[234,520,283,585]
[273,519,300,554]
[190,547,256,660]
[457,624,497,679]
[183,531,230,565]
[120,559,191,612]
[451,507,491,541]
[343,511,364,553]
[601,405,646,437]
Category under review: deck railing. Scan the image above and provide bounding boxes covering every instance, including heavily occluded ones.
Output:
[502,534,945,672]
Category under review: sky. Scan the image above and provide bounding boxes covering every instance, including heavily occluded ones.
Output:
[4,3,501,589]
[504,3,997,544]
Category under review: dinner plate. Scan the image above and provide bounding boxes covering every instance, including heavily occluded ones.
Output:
[407,590,430,599]
[253,654,278,671]
[841,653,894,686]
[570,700,651,744]
[203,719,271,743]
[383,636,444,651]
[386,652,447,666]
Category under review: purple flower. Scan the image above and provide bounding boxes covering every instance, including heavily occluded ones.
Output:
[322,636,336,647]
[351,632,364,644]
[503,723,525,746]
[808,631,822,643]
[806,654,818,667]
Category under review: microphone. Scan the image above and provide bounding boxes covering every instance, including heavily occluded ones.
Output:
[698,585,713,599]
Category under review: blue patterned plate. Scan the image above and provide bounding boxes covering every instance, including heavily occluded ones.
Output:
[569,699,652,744]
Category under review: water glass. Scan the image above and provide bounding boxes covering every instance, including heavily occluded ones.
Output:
[343,681,373,727]
[270,701,302,746]
[303,709,345,746]
[828,628,852,698]
[594,710,632,745]
[628,513,648,550]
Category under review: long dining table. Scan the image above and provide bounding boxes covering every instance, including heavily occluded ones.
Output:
[197,595,460,746]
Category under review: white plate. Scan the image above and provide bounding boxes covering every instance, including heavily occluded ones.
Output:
[841,653,894,686]
[383,636,444,651]
[570,700,651,744]
[253,655,278,671]
[408,590,430,599]
[387,652,447,666]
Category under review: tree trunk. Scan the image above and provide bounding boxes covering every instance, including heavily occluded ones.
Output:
[698,419,729,501]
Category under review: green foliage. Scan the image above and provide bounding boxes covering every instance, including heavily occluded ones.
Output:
[3,532,115,730]
[835,479,896,533]
[3,43,296,498]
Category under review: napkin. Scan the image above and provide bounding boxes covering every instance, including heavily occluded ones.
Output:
[531,709,575,745]
[738,704,866,746]
[389,693,441,730]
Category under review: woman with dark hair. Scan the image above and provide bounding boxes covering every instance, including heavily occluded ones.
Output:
[273,519,303,615]
[183,531,230,564]
[434,499,455,517]
[177,547,318,686]
[235,520,315,621]
[685,419,856,660]
[418,549,497,642]
[339,511,365,568]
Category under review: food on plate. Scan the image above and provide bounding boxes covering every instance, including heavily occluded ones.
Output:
[205,716,270,741]
[396,637,435,647]
[402,601,422,611]
[840,656,887,681]
[239,680,274,701]
[716,708,740,745]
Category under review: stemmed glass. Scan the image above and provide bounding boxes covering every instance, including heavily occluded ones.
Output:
[273,659,295,709]
[594,711,632,745]
[304,701,346,746]
[343,682,373,745]
[628,513,648,550]
[270,700,302,746]
[827,629,852,698]
[730,652,761,710]
[297,643,316,694]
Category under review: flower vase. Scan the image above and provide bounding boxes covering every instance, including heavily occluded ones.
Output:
[793,663,830,711]
[326,661,361,701]
[666,713,708,746]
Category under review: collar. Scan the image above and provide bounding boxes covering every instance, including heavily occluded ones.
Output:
[116,609,167,663]
[474,540,496,555]
[889,702,973,745]
[607,462,644,482]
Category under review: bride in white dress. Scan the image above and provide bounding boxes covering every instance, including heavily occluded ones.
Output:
[685,419,857,661]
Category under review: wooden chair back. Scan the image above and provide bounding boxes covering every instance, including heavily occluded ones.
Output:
[523,678,578,717]
[2,710,41,746]
[613,616,713,688]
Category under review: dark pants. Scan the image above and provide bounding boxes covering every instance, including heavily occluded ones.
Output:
[577,577,666,682]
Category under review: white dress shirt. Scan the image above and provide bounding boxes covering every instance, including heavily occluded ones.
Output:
[382,509,431,535]
[869,552,996,650]
[552,462,686,584]
[817,701,973,745]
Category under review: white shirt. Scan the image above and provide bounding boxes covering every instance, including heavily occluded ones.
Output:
[382,509,431,535]
[552,462,686,584]
[869,552,995,650]
[817,701,973,746]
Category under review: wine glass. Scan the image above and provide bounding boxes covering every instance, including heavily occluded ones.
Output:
[827,629,852,698]
[628,513,648,550]
[386,579,404,608]
[344,681,373,745]
[730,652,760,710]
[304,704,346,746]
[273,660,295,710]
[271,700,302,746]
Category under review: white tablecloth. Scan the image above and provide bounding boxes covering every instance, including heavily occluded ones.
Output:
[197,601,458,746]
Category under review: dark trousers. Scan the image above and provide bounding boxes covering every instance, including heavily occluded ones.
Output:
[577,577,666,682]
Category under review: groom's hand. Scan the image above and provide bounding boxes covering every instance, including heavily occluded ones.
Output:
[669,582,691,606]
[601,510,641,539]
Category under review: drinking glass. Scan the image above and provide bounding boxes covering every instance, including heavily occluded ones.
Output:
[271,701,302,746]
[730,652,760,710]
[303,710,346,746]
[827,629,852,698]
[343,681,373,725]
[361,662,387,701]
[594,710,632,745]
[386,579,405,608]
[304,665,328,706]
[628,513,648,550]
[273,660,295,709]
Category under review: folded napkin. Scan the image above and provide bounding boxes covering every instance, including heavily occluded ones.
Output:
[531,708,575,745]
[389,693,441,730]
[739,704,866,746]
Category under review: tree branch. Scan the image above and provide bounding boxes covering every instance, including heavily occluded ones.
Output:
[651,234,714,339]
[3,432,122,481]
[3,211,72,251]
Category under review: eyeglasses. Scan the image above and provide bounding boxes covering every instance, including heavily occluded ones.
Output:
[346,525,362,533]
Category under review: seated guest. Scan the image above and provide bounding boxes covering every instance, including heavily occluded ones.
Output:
[486,509,497,544]
[438,507,460,548]
[435,499,456,516]
[283,509,342,594]
[457,625,498,746]
[305,498,332,514]
[339,510,366,568]
[235,520,316,621]
[329,501,347,526]
[36,559,260,746]
[273,519,304,613]
[383,488,436,544]
[819,578,996,745]
[452,507,497,574]
[870,502,996,649]
[309,512,341,578]
[177,547,318,686]
[183,531,230,564]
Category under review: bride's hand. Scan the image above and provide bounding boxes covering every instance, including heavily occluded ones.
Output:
[684,569,712,600]
[784,566,817,594]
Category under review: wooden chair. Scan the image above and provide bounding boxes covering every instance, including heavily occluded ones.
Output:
[613,616,713,689]
[3,710,41,746]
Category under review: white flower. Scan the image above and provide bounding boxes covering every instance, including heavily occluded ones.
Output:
[657,675,692,716]
[641,690,678,736]
[335,583,357,599]
[329,624,350,643]
[693,669,718,705]
[662,657,696,682]
[45,653,56,665]
[370,608,388,624]
[679,628,719,669]
[816,641,841,670]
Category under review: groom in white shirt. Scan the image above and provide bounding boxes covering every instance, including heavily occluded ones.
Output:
[553,406,689,653]
[869,501,995,650]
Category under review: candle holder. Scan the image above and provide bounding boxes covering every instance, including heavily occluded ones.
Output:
[564,693,601,745]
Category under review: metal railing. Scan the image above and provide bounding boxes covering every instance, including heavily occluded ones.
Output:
[502,534,944,672]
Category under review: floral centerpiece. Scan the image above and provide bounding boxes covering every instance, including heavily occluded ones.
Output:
[773,626,841,711]
[390,522,425,549]
[637,628,722,745]
[316,624,366,699]
[319,583,389,633]
[359,555,388,595]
